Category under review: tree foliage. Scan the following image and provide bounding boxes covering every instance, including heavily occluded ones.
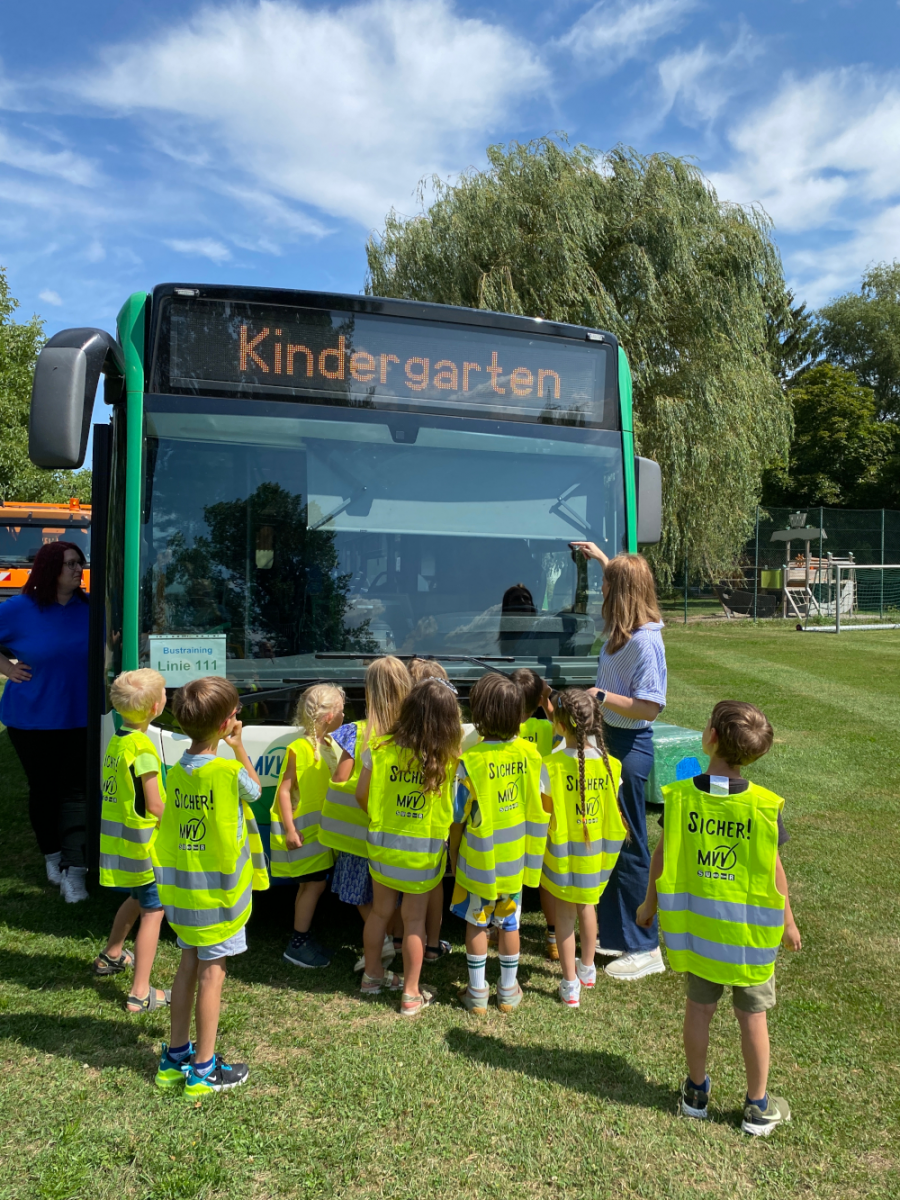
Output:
[819,261,900,418]
[766,288,821,385]
[762,364,894,508]
[366,139,791,580]
[0,268,92,504]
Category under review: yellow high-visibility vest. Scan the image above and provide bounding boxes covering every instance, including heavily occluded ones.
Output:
[657,778,785,987]
[154,757,269,946]
[541,749,625,904]
[456,738,546,898]
[320,720,370,857]
[366,740,454,894]
[270,736,337,877]
[99,728,164,888]
[519,716,553,758]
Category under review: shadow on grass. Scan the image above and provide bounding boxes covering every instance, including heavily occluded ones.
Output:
[0,1011,158,1074]
[445,1027,674,1112]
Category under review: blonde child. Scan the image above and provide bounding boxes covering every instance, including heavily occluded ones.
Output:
[541,689,627,1008]
[324,657,411,969]
[155,677,268,1096]
[636,701,801,1135]
[450,672,546,1013]
[356,678,461,1015]
[272,684,345,968]
[93,668,169,1012]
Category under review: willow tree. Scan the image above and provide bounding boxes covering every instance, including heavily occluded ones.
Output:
[365,140,791,580]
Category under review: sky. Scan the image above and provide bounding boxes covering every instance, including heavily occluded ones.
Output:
[2,0,900,349]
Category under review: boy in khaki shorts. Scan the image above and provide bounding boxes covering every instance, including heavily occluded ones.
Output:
[637,701,802,1135]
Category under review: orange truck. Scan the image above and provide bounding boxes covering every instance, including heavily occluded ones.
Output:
[0,498,91,600]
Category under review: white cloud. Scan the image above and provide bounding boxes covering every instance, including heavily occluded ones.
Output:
[38,288,63,305]
[560,0,699,71]
[0,128,98,186]
[165,237,232,263]
[73,0,548,229]
[707,67,900,301]
[656,24,764,124]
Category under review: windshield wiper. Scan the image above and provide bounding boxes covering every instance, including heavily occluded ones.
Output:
[551,483,592,537]
[315,652,514,675]
[309,487,367,531]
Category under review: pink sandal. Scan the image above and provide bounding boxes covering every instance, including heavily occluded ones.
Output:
[360,971,404,996]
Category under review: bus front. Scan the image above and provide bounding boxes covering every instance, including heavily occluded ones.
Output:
[28,283,661,862]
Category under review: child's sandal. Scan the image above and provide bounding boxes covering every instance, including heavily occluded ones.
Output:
[360,971,404,996]
[423,940,451,962]
[125,987,170,1013]
[400,987,436,1017]
[93,949,135,977]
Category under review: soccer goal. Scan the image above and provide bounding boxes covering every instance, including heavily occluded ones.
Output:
[801,563,900,633]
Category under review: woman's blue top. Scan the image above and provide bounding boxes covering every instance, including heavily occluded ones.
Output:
[595,621,667,731]
[0,594,90,730]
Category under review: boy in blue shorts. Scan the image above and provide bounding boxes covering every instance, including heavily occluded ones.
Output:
[93,668,170,1012]
[450,673,547,1013]
[154,676,268,1096]
[637,700,802,1135]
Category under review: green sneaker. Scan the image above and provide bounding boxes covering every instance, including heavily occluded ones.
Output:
[741,1094,791,1136]
[155,1042,193,1089]
[184,1055,249,1098]
[458,985,489,1014]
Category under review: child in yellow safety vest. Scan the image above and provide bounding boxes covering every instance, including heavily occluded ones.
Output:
[450,672,546,1014]
[154,677,268,1098]
[540,689,626,1009]
[273,684,345,969]
[511,667,562,960]
[355,678,462,1016]
[636,700,802,1136]
[325,658,411,971]
[93,668,169,1013]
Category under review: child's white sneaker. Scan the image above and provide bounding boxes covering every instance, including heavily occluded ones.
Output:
[353,935,395,972]
[60,867,88,903]
[575,958,597,987]
[44,853,63,886]
[559,978,581,1008]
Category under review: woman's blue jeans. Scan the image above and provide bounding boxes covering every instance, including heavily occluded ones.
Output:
[597,723,658,953]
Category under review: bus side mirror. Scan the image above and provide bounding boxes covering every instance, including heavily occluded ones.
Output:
[635,456,661,544]
[29,328,126,469]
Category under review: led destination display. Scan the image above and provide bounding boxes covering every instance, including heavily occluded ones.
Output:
[164,298,613,426]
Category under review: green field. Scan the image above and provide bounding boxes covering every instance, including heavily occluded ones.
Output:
[1,624,898,1199]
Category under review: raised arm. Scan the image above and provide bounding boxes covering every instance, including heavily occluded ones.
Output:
[569,541,609,568]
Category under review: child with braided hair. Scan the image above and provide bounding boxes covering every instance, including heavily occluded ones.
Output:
[540,689,628,1007]
[271,684,345,968]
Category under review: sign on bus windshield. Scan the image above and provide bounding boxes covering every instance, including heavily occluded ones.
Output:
[154,297,615,428]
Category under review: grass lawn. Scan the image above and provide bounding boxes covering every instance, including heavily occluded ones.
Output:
[1,623,898,1199]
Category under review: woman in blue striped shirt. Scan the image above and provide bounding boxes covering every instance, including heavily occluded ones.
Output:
[570,544,667,981]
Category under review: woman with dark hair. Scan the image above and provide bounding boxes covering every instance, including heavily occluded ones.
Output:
[0,540,91,901]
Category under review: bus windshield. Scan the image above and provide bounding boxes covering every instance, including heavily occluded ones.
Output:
[141,397,624,684]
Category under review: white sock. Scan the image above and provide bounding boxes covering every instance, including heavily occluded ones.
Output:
[466,953,487,991]
[499,954,519,991]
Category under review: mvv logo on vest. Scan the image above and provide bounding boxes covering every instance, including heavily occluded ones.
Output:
[395,790,426,820]
[697,842,738,882]
[577,795,600,821]
[496,774,523,813]
[179,817,207,852]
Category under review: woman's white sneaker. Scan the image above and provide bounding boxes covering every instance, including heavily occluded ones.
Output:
[60,867,89,903]
[603,948,664,980]
[44,853,63,886]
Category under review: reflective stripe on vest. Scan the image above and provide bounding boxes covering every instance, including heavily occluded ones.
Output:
[456,738,544,898]
[154,758,266,946]
[269,737,336,878]
[540,750,624,904]
[319,721,370,856]
[366,741,454,894]
[99,729,162,889]
[657,778,785,987]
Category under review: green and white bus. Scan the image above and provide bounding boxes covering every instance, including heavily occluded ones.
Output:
[28,284,660,864]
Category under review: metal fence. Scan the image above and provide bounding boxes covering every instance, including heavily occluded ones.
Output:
[659,506,900,624]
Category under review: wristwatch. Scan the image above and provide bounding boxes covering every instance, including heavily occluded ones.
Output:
[594,688,607,704]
